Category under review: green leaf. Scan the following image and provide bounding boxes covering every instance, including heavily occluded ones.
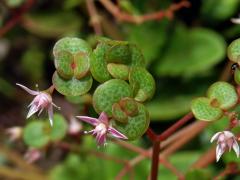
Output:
[201,0,239,21]
[126,21,168,66]
[234,68,240,85]
[112,103,150,140]
[191,97,223,121]
[154,26,226,77]
[22,12,81,38]
[146,95,194,121]
[227,38,240,63]
[49,114,68,141]
[207,81,238,110]
[112,103,128,123]
[52,71,93,96]
[186,169,212,180]
[107,63,129,80]
[23,121,49,148]
[92,79,133,116]
[129,67,155,102]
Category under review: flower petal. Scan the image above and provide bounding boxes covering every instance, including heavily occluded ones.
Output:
[96,133,106,146]
[210,132,221,143]
[233,139,240,158]
[48,105,54,126]
[16,83,39,95]
[223,131,235,138]
[216,144,224,162]
[108,127,128,139]
[76,116,100,126]
[27,105,39,119]
[98,112,108,124]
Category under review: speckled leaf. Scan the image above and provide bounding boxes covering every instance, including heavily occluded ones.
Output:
[191,97,223,121]
[105,41,131,64]
[119,97,138,116]
[23,121,49,148]
[49,114,68,141]
[207,81,238,110]
[52,72,92,96]
[129,67,155,102]
[93,79,133,116]
[73,52,90,79]
[227,38,240,63]
[112,103,128,123]
[112,103,150,140]
[54,50,74,79]
[107,63,129,80]
[234,68,240,85]
[129,44,146,67]
[90,43,112,83]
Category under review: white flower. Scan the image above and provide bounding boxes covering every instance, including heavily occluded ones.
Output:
[16,83,60,126]
[6,127,22,141]
[211,131,239,162]
[68,116,82,135]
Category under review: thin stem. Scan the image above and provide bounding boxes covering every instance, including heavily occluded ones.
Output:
[0,0,35,37]
[158,112,193,141]
[86,0,103,35]
[146,127,157,142]
[99,0,190,24]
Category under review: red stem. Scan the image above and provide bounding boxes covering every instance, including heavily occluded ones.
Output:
[158,112,193,141]
[0,0,35,37]
[150,141,161,180]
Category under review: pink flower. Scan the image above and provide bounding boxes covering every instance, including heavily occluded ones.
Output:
[24,148,42,164]
[211,131,239,162]
[6,127,22,141]
[16,83,60,126]
[68,116,82,135]
[76,112,128,146]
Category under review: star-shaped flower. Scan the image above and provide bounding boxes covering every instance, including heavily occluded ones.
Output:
[16,83,60,126]
[211,131,239,162]
[76,112,128,146]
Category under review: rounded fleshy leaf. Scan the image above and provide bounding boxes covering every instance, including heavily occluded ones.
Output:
[129,44,146,67]
[112,103,128,123]
[191,97,223,121]
[93,79,133,116]
[49,114,68,141]
[53,37,91,79]
[119,97,138,116]
[105,41,131,64]
[90,43,112,83]
[227,38,240,62]
[53,37,91,55]
[107,63,129,80]
[234,68,240,85]
[23,121,49,148]
[207,81,238,110]
[54,50,74,79]
[129,67,155,102]
[112,103,150,140]
[52,71,92,96]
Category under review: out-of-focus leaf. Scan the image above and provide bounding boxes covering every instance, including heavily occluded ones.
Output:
[119,0,139,14]
[0,77,15,98]
[201,0,239,21]
[154,26,226,78]
[23,121,50,148]
[22,12,81,38]
[186,169,212,180]
[49,114,68,141]
[5,0,24,8]
[146,95,194,121]
[126,21,169,66]
[63,0,84,10]
[21,46,45,81]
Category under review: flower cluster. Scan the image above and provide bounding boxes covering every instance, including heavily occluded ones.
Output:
[211,131,239,162]
[16,83,128,146]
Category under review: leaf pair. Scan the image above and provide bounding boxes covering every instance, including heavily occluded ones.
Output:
[191,82,238,121]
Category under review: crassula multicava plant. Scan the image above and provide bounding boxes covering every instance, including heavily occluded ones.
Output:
[191,37,240,162]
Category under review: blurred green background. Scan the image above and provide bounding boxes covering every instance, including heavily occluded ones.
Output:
[0,0,240,179]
